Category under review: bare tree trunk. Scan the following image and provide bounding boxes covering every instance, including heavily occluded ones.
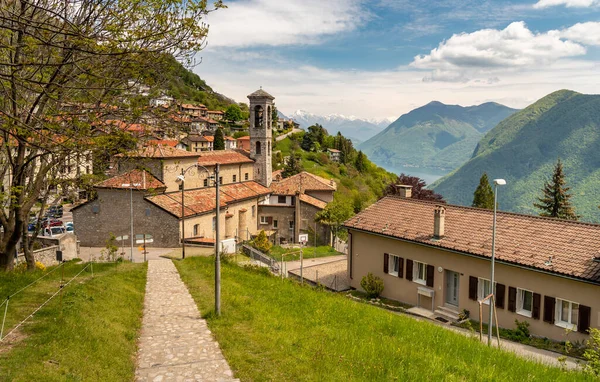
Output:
[22,225,35,270]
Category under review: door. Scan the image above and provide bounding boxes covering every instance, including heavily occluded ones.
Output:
[445,270,459,307]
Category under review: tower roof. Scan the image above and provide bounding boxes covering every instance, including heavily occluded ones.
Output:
[247,88,275,100]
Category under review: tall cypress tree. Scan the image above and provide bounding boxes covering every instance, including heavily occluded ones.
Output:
[533,159,579,220]
[213,128,225,150]
[472,173,494,209]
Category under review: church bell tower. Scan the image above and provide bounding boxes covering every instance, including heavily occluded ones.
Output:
[247,88,274,187]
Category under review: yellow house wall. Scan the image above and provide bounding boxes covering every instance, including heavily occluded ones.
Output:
[348,229,600,343]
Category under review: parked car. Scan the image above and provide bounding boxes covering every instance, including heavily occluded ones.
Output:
[39,226,66,237]
[47,205,63,218]
[65,222,74,233]
[42,219,63,228]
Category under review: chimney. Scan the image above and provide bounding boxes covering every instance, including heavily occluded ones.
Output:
[433,205,446,239]
[394,184,412,198]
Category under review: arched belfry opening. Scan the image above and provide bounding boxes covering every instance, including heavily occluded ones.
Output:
[256,141,261,155]
[254,105,264,128]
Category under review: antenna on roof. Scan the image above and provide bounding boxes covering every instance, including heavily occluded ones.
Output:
[544,256,553,266]
[593,256,600,263]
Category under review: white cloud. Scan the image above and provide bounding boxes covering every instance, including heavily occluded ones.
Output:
[533,0,599,8]
[204,0,367,47]
[549,22,600,46]
[411,21,588,82]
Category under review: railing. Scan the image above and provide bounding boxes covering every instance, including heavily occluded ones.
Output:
[478,293,501,347]
[241,244,280,273]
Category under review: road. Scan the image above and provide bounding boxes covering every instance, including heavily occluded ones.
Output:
[275,128,302,142]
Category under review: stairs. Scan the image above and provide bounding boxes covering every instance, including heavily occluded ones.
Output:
[434,305,460,323]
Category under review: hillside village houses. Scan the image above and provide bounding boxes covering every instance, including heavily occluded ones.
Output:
[344,190,600,343]
[73,89,335,249]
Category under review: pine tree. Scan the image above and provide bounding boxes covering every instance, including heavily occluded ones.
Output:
[534,159,579,220]
[213,128,225,150]
[354,150,367,172]
[282,152,303,178]
[472,173,494,209]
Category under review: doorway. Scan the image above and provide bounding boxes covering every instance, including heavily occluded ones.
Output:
[445,270,459,307]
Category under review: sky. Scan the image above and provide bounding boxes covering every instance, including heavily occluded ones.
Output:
[195,0,600,120]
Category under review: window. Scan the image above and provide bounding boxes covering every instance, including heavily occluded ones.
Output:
[289,221,294,230]
[477,278,497,305]
[203,179,208,187]
[193,224,199,236]
[212,217,216,231]
[412,261,427,285]
[245,173,249,181]
[517,288,533,317]
[260,216,268,224]
[388,254,400,277]
[273,220,278,228]
[278,195,286,204]
[233,175,237,183]
[256,141,262,155]
[219,176,223,185]
[556,299,579,330]
[251,205,255,217]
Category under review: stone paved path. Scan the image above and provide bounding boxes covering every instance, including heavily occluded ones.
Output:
[135,259,238,381]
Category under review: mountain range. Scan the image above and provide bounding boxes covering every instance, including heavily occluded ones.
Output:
[282,110,393,143]
[432,89,600,222]
[359,101,519,172]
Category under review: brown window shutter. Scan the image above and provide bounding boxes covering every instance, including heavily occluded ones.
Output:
[543,296,556,324]
[468,276,478,300]
[578,305,591,334]
[426,264,434,287]
[383,253,389,274]
[532,293,541,320]
[397,257,404,278]
[495,283,505,309]
[406,259,413,281]
[267,216,273,224]
[508,287,517,312]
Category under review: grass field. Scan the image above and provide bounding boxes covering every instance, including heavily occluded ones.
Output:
[269,245,343,261]
[175,256,590,381]
[0,261,147,381]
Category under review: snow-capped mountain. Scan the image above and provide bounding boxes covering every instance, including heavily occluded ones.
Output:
[284,110,394,143]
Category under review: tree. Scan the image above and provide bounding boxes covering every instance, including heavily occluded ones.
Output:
[315,197,353,246]
[472,173,494,209]
[385,174,445,202]
[282,152,303,178]
[214,128,225,150]
[355,151,368,173]
[251,230,272,254]
[0,0,223,270]
[534,159,579,220]
[224,104,243,123]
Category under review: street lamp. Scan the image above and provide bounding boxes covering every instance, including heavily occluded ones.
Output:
[176,163,222,316]
[488,178,506,345]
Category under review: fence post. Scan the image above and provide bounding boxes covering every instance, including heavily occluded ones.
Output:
[479,302,483,342]
[0,296,9,340]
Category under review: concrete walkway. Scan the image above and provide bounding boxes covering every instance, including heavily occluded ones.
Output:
[135,259,238,381]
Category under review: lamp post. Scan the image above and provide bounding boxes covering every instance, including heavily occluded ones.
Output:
[176,163,221,317]
[488,178,506,345]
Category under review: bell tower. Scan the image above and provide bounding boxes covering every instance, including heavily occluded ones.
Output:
[247,88,274,187]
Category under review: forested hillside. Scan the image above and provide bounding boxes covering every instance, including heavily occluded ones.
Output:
[432,90,600,222]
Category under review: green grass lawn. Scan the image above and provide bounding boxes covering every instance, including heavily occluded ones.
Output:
[175,257,590,381]
[269,245,343,261]
[0,261,147,381]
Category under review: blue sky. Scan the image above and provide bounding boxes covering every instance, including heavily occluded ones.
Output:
[196,0,600,119]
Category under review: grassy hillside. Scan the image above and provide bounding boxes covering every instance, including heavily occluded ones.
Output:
[432,90,600,222]
[360,101,518,171]
[176,257,587,381]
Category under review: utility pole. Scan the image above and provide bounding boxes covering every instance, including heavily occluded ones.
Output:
[181,168,186,259]
[215,163,221,316]
[130,186,134,262]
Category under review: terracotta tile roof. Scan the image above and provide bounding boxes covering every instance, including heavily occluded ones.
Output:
[236,136,250,141]
[224,136,236,141]
[95,169,166,191]
[148,139,178,147]
[185,134,210,142]
[180,103,207,110]
[208,110,224,114]
[125,145,201,158]
[328,148,341,153]
[145,181,270,218]
[270,171,336,195]
[197,150,254,166]
[299,193,327,209]
[344,196,600,284]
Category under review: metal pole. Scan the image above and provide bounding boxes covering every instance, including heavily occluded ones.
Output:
[181,168,186,260]
[488,184,498,345]
[130,187,134,262]
[143,234,146,262]
[300,242,304,284]
[215,163,221,316]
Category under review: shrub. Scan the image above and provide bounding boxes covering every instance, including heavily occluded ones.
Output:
[583,328,600,376]
[505,320,531,343]
[360,272,384,298]
[251,230,272,254]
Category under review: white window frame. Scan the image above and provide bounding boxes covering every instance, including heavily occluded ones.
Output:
[260,216,268,225]
[516,288,533,318]
[555,298,579,331]
[388,254,400,277]
[413,261,427,285]
[477,278,496,305]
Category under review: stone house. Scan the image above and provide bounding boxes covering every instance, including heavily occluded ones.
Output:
[344,192,600,343]
[184,134,213,152]
[327,148,341,163]
[258,171,336,245]
[180,103,207,117]
[207,110,224,121]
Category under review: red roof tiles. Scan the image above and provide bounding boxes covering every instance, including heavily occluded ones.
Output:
[270,171,336,195]
[299,193,327,209]
[95,169,165,191]
[344,196,600,283]
[126,145,201,159]
[197,150,254,166]
[145,181,270,218]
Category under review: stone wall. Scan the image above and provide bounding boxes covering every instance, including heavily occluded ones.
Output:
[73,188,180,247]
[258,201,330,246]
[16,245,59,267]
